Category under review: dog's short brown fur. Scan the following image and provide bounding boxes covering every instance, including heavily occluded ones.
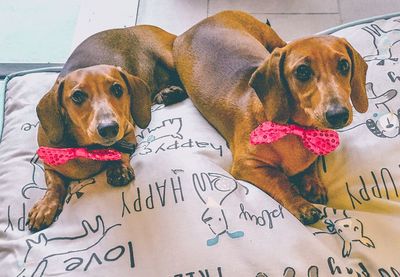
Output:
[173,11,368,224]
[28,25,185,231]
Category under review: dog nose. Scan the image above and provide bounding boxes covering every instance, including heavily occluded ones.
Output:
[97,121,119,139]
[325,105,349,128]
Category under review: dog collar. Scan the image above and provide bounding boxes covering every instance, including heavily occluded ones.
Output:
[250,121,340,156]
[37,147,122,166]
[37,140,136,166]
[113,140,136,155]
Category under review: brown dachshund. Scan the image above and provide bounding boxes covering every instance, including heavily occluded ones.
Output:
[28,25,186,232]
[173,11,368,224]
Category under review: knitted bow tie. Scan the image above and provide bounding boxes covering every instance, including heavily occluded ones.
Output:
[250,121,340,156]
[37,147,122,166]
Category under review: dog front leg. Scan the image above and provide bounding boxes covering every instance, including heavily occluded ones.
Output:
[289,162,328,205]
[106,153,134,187]
[231,158,322,225]
[27,168,68,232]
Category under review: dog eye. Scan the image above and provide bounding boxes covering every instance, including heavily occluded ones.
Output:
[295,64,312,81]
[71,90,87,105]
[338,59,350,76]
[111,83,123,98]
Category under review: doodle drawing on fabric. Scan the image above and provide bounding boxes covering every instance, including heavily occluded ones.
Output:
[20,121,39,132]
[65,178,96,204]
[362,23,400,65]
[192,172,248,246]
[135,118,183,155]
[341,82,400,138]
[17,215,121,277]
[313,208,375,258]
[22,154,97,204]
[22,154,46,199]
[256,265,319,277]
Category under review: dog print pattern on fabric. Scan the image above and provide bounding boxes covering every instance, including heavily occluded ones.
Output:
[363,23,400,65]
[134,103,225,158]
[313,208,375,258]
[135,117,184,156]
[334,217,375,257]
[22,154,46,200]
[341,82,400,138]
[17,216,126,277]
[65,178,96,204]
[192,172,248,246]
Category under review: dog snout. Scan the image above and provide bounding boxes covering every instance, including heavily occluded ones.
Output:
[325,105,349,128]
[97,121,120,139]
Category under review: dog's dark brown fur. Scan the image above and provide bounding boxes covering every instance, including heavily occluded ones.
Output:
[173,11,368,224]
[28,25,186,232]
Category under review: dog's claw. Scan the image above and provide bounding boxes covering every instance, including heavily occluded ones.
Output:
[298,205,322,225]
[27,198,62,232]
[106,164,135,187]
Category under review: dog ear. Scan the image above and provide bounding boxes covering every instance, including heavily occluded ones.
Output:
[249,48,290,123]
[342,38,369,113]
[119,68,152,128]
[36,79,65,144]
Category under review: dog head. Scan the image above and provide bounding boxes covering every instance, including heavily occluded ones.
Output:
[37,64,151,146]
[249,35,368,129]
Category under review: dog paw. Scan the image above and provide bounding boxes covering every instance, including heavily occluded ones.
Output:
[153,86,188,106]
[106,163,135,187]
[291,172,328,205]
[27,197,62,232]
[294,203,322,225]
[298,182,328,205]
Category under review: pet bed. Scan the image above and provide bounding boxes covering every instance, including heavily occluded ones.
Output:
[1,13,400,277]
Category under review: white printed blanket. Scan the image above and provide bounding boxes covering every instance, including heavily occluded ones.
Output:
[0,14,400,277]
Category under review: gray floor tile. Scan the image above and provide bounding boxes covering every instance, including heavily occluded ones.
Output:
[339,0,400,23]
[209,0,339,14]
[255,13,342,41]
[136,0,208,35]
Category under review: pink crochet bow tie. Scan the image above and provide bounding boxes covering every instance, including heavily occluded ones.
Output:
[37,147,122,166]
[250,121,340,156]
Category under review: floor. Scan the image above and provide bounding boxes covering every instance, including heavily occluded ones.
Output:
[1,0,400,66]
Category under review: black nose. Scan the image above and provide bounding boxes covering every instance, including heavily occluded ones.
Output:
[97,121,119,139]
[325,105,349,128]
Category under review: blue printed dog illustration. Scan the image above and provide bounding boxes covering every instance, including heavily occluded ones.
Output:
[192,172,248,246]
[362,23,400,65]
[135,117,183,155]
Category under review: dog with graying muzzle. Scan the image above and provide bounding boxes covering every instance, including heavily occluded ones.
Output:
[28,25,186,232]
[173,11,368,224]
